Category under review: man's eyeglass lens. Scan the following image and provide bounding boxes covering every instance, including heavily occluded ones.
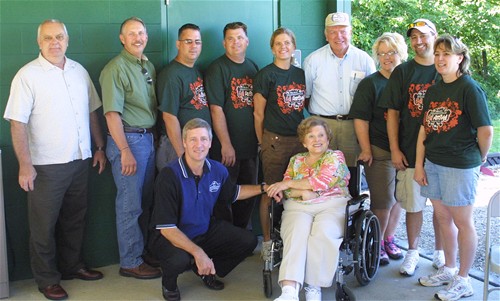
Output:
[179,39,202,45]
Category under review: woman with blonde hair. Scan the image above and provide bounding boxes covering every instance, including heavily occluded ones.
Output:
[349,32,408,265]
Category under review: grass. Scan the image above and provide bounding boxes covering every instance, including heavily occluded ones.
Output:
[492,119,500,153]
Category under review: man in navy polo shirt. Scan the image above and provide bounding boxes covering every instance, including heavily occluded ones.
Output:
[152,118,266,301]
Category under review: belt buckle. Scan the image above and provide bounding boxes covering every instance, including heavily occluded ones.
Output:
[336,114,343,121]
[141,128,147,134]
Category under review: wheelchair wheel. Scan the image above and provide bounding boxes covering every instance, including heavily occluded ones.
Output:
[263,270,273,298]
[335,283,356,301]
[353,210,380,286]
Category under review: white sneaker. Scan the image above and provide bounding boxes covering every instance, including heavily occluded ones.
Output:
[419,266,457,287]
[305,285,322,301]
[399,250,419,276]
[261,240,272,262]
[274,285,298,301]
[433,250,445,269]
[435,275,473,301]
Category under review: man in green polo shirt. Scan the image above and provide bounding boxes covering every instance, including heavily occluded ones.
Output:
[99,16,160,280]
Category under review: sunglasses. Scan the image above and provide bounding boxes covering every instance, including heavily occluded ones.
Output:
[408,21,431,30]
[141,67,153,85]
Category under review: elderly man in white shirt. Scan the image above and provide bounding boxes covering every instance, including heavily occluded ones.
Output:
[3,19,106,301]
[304,12,375,171]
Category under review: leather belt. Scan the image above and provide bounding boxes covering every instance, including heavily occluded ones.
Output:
[312,114,353,121]
[123,126,153,134]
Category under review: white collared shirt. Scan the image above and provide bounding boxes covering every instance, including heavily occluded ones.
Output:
[4,53,102,165]
[304,44,376,115]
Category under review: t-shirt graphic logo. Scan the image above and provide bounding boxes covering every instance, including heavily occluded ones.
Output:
[231,76,253,109]
[276,82,305,114]
[408,82,434,117]
[209,181,221,192]
[190,77,208,110]
[424,98,462,134]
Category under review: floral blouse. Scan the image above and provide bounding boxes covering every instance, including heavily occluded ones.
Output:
[283,149,350,204]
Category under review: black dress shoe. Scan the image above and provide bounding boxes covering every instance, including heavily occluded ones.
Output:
[200,274,224,290]
[162,286,181,301]
[39,284,68,300]
[61,267,103,281]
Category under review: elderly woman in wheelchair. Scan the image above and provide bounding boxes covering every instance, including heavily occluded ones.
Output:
[266,116,351,301]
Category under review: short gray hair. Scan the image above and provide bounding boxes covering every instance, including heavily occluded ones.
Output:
[37,19,68,39]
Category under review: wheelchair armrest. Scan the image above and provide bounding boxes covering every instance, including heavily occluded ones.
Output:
[347,194,369,207]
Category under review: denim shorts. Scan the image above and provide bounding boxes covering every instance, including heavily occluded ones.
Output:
[420,159,480,207]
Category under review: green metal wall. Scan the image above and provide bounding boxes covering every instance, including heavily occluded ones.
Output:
[0,0,338,281]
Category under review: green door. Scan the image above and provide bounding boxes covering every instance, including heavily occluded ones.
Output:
[163,0,277,69]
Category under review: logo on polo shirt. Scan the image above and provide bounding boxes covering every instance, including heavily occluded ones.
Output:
[209,181,221,192]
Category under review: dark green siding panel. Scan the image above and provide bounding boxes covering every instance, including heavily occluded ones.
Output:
[0,25,22,55]
[71,53,116,84]
[53,1,109,23]
[0,1,53,23]
[1,24,38,55]
[81,24,123,53]
[1,55,38,88]
[280,1,302,25]
[144,24,162,53]
[280,0,331,64]
[20,25,39,55]
[65,24,84,55]
[301,0,329,26]
[109,0,161,24]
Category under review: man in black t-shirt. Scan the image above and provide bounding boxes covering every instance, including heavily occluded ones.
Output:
[205,22,259,229]
[156,23,211,171]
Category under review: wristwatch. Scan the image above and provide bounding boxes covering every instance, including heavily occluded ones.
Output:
[95,146,105,152]
[260,182,266,194]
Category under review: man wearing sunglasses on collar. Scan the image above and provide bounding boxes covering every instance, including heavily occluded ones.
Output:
[379,18,444,277]
[100,16,160,280]
[156,23,212,172]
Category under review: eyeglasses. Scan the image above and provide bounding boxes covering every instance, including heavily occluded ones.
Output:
[377,51,397,57]
[179,39,202,45]
[141,68,153,85]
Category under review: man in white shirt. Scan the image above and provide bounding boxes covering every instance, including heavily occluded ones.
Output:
[4,19,106,300]
[304,12,375,172]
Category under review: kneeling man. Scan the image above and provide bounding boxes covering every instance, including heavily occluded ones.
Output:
[152,118,268,301]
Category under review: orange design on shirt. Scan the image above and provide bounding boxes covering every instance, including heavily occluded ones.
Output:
[408,82,434,117]
[189,77,208,110]
[230,76,253,109]
[276,82,305,114]
[424,98,462,134]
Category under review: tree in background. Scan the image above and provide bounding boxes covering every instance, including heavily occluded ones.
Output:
[351,0,499,119]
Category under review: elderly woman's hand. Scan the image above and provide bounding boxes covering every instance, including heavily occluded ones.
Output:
[301,190,319,201]
[266,181,289,199]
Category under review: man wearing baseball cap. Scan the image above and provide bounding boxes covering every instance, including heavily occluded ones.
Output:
[304,12,376,182]
[379,18,444,277]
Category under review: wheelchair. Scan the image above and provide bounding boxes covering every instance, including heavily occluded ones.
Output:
[262,165,381,301]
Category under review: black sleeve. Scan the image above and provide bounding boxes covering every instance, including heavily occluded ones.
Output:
[152,167,182,228]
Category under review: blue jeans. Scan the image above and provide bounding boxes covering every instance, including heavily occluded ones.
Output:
[107,133,155,268]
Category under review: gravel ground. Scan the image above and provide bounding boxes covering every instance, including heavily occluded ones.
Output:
[393,165,500,282]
